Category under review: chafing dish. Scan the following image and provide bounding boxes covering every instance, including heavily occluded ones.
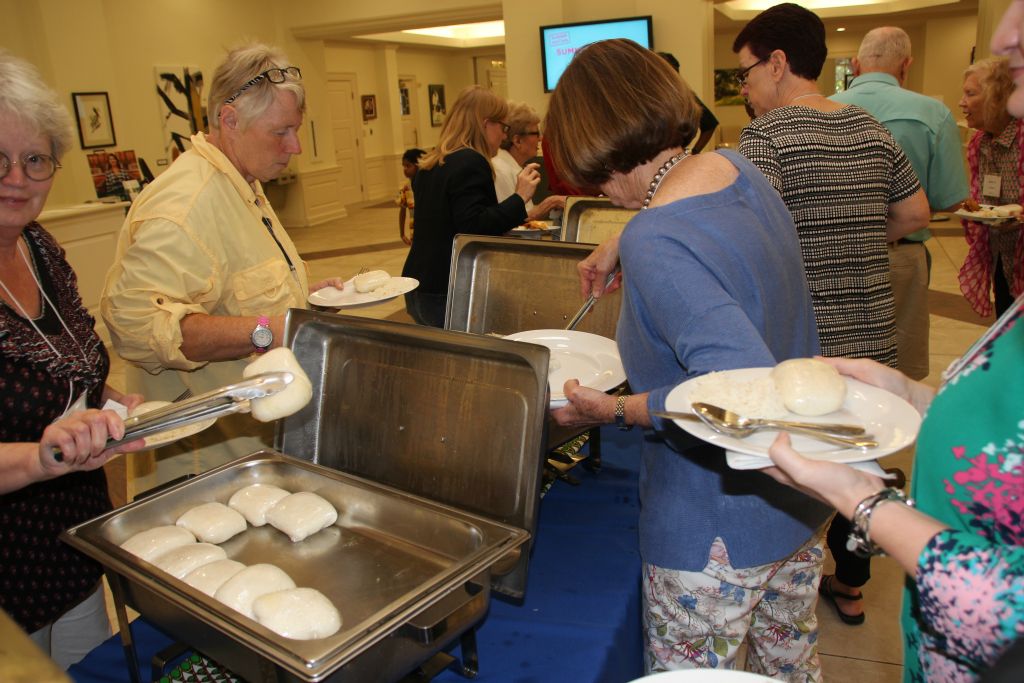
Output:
[65,310,548,682]
[562,196,637,244]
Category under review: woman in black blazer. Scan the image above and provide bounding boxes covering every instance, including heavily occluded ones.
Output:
[402,85,540,327]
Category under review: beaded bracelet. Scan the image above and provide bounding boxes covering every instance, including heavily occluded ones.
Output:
[845,487,915,558]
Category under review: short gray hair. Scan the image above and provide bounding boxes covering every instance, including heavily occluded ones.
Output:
[500,102,540,151]
[208,43,304,130]
[857,27,911,73]
[0,50,74,159]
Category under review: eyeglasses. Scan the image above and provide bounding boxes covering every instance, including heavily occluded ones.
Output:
[224,66,302,105]
[0,151,61,182]
[737,59,767,86]
[489,120,511,134]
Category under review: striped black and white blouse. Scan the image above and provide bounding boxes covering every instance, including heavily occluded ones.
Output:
[739,104,921,366]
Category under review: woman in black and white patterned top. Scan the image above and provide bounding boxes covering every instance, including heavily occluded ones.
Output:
[735,4,928,366]
[733,3,930,630]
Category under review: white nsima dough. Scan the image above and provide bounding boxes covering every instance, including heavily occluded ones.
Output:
[214,564,296,619]
[120,525,196,562]
[771,358,847,416]
[152,543,227,579]
[353,269,390,293]
[242,348,313,422]
[183,559,247,597]
[228,484,291,526]
[253,587,342,640]
[175,502,248,544]
[265,492,338,542]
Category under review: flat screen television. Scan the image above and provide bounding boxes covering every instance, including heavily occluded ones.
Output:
[539,16,653,93]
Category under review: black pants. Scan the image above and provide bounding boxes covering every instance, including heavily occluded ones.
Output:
[994,259,1014,318]
[404,290,447,328]
[827,515,871,587]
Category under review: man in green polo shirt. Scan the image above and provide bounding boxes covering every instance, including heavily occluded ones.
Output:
[832,26,967,381]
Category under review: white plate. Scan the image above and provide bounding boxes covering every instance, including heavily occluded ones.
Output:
[308,276,418,308]
[504,329,626,408]
[509,221,560,238]
[628,670,778,682]
[664,367,921,464]
[130,401,217,450]
[954,205,1020,225]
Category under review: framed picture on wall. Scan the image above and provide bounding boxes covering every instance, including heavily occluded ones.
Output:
[71,91,117,149]
[428,84,446,127]
[361,95,377,121]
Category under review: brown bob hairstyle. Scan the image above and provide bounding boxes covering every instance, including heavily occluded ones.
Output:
[543,39,699,192]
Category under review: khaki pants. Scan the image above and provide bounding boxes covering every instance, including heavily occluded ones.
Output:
[888,241,930,381]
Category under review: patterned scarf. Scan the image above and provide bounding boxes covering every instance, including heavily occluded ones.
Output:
[958,120,1024,317]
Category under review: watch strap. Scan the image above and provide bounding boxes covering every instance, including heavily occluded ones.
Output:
[615,394,632,431]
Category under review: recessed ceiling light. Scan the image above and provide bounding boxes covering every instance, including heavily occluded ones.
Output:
[837,26,847,31]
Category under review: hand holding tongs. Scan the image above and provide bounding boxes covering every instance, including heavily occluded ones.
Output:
[565,268,620,331]
[53,371,293,462]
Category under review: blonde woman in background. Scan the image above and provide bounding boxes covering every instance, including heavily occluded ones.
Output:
[492,102,566,222]
[958,56,1024,318]
[401,85,539,327]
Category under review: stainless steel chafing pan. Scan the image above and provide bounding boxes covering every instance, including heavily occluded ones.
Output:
[562,196,638,244]
[444,235,624,451]
[63,451,529,682]
[278,310,550,600]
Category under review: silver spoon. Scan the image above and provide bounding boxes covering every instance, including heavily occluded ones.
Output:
[691,402,878,449]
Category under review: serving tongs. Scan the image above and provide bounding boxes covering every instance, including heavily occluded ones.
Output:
[53,371,293,462]
[565,268,620,331]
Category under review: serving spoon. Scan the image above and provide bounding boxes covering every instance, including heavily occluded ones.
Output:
[690,402,878,449]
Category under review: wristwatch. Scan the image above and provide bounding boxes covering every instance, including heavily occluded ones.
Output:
[251,316,273,353]
[614,394,632,431]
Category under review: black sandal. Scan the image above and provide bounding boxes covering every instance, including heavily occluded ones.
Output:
[818,574,865,625]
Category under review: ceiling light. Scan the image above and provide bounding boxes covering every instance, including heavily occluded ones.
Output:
[402,20,505,40]
[837,26,847,31]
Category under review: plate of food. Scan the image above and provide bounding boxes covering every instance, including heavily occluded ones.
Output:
[307,270,418,308]
[130,401,217,450]
[510,220,560,234]
[663,360,921,464]
[954,201,1022,225]
[504,329,626,408]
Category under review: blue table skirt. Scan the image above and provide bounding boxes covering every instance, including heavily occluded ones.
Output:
[70,427,644,683]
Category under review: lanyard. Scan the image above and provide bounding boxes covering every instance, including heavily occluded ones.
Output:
[255,201,299,284]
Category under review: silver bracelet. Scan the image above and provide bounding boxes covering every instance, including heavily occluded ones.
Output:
[845,487,915,558]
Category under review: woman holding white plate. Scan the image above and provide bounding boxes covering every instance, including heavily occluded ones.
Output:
[763,6,1024,681]
[546,40,831,679]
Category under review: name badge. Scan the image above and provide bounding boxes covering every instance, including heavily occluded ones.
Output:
[982,173,1002,198]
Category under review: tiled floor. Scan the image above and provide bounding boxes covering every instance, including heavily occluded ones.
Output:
[102,204,989,680]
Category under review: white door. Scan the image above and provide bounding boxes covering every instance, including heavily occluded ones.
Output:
[399,77,419,149]
[327,74,364,205]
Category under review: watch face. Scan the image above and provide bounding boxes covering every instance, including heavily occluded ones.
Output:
[251,326,273,348]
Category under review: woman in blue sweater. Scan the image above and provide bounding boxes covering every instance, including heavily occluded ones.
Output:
[545,39,831,680]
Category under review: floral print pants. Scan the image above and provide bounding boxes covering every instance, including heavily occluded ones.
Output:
[642,529,826,682]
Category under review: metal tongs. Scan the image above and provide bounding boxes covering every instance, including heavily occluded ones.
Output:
[565,268,620,331]
[53,371,293,462]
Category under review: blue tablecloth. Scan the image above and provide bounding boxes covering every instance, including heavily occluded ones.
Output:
[69,426,644,683]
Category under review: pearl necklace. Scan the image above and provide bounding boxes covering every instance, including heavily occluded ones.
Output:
[642,152,688,210]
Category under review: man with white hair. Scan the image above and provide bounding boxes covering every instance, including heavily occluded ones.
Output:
[825,26,966,628]
[102,43,340,470]
[832,26,967,381]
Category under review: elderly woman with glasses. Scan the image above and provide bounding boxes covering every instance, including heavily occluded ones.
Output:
[492,102,566,223]
[734,3,930,626]
[0,50,146,668]
[101,43,341,471]
[958,57,1023,319]
[401,85,540,327]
